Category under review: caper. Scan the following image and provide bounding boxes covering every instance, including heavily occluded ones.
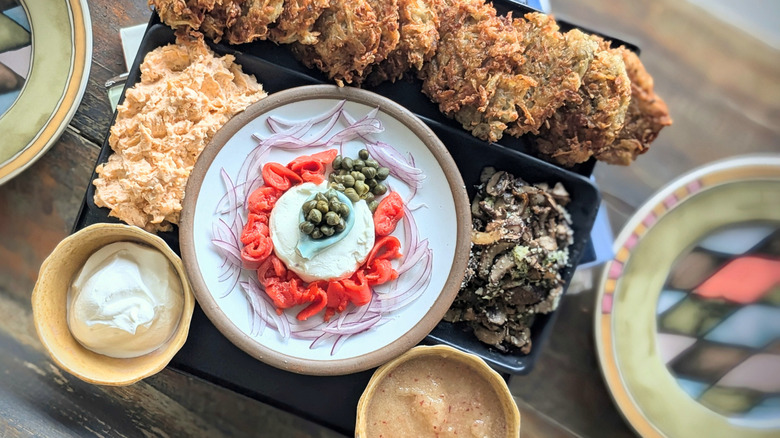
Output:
[329,198,341,212]
[364,192,375,203]
[338,203,350,217]
[326,189,338,199]
[315,192,327,203]
[339,168,349,176]
[329,182,346,192]
[325,211,340,226]
[342,174,355,187]
[307,209,323,224]
[369,200,379,213]
[302,200,317,215]
[344,188,360,202]
[373,183,388,196]
[365,158,379,168]
[316,200,329,214]
[353,159,365,171]
[352,171,366,181]
[320,225,335,237]
[311,229,323,239]
[300,221,315,234]
[332,155,343,170]
[328,173,337,183]
[358,149,369,160]
[367,179,378,189]
[376,167,390,181]
[343,157,354,170]
[334,218,346,232]
[354,180,369,196]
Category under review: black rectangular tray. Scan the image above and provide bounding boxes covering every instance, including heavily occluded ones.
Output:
[74,3,632,433]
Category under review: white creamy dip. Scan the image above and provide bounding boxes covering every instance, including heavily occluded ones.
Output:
[270,182,375,282]
[67,241,184,358]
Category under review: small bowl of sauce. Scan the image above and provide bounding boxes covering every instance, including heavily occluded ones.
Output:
[32,223,195,386]
[356,345,521,438]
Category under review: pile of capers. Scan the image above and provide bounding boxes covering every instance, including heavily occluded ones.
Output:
[300,190,350,240]
[328,149,390,213]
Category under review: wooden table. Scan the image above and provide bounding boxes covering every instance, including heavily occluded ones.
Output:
[1,0,777,436]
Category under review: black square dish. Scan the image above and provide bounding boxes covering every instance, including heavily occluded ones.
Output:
[73,3,628,432]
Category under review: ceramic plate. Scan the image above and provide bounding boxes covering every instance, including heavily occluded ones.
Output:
[180,85,471,376]
[596,155,780,437]
[0,0,91,185]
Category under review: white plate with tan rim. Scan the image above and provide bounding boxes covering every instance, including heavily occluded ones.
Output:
[180,85,471,376]
[0,0,91,185]
[596,155,780,437]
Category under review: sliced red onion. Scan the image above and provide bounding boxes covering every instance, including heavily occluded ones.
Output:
[366,141,425,189]
[322,313,382,335]
[331,335,349,355]
[397,240,429,276]
[267,100,345,133]
[310,332,338,350]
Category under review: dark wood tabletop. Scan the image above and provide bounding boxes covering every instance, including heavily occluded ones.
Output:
[1,0,778,436]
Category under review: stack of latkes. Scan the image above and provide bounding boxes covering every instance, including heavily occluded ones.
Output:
[151,0,671,166]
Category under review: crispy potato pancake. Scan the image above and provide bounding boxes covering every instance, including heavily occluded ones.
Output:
[224,0,285,44]
[150,0,211,30]
[368,0,441,84]
[199,0,241,42]
[422,5,596,142]
[597,48,672,164]
[291,0,381,85]
[536,36,632,167]
[269,0,331,45]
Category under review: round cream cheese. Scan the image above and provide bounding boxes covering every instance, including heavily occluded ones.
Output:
[270,182,375,282]
[67,241,184,358]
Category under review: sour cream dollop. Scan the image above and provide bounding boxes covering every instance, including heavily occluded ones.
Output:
[67,242,184,358]
[270,182,375,282]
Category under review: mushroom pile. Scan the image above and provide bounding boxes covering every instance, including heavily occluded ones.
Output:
[444,167,574,353]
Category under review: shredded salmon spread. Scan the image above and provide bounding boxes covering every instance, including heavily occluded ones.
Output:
[93,32,267,232]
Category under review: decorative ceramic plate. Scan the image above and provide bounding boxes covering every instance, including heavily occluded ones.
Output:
[0,0,91,185]
[180,85,471,376]
[596,155,780,437]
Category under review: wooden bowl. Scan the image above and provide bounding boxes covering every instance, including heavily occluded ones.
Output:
[356,345,521,437]
[32,223,195,386]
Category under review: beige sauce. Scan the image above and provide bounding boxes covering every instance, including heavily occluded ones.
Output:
[365,356,508,438]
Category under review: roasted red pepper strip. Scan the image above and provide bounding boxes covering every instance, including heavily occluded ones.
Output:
[247,186,282,214]
[287,149,338,168]
[324,280,348,322]
[364,259,398,286]
[341,270,371,306]
[366,236,403,266]
[240,235,273,270]
[240,213,268,245]
[287,149,338,184]
[373,191,404,236]
[262,162,303,191]
[296,281,328,321]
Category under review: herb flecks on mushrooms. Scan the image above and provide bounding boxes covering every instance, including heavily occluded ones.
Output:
[445,167,574,353]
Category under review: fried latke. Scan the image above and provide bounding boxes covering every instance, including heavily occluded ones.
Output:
[423,6,596,142]
[200,0,241,42]
[223,0,285,44]
[151,0,211,30]
[535,37,632,167]
[368,0,400,66]
[368,0,441,84]
[595,48,672,164]
[291,0,381,85]
[269,0,330,45]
